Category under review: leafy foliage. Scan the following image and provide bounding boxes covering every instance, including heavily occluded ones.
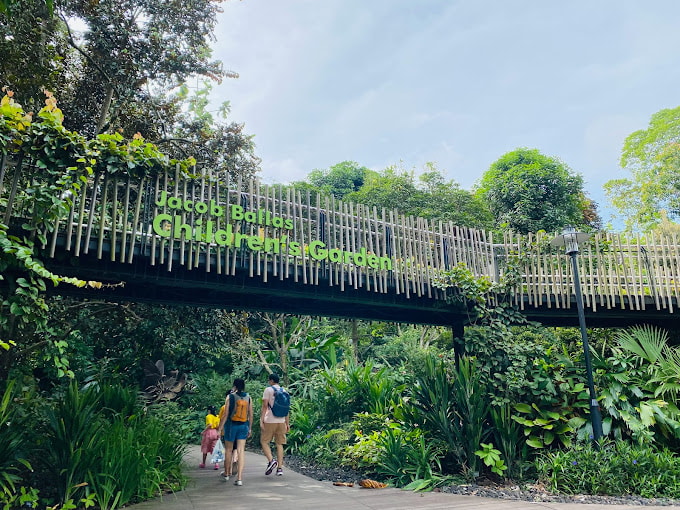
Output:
[537,439,680,498]
[476,148,596,234]
[593,325,680,445]
[475,442,507,476]
[347,163,493,230]
[0,380,31,495]
[30,380,187,508]
[605,106,680,232]
[300,160,375,199]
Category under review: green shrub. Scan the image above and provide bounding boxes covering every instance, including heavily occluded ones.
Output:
[41,381,104,503]
[298,425,354,467]
[287,399,321,454]
[404,355,490,476]
[316,361,405,426]
[31,381,187,509]
[0,381,31,495]
[374,425,446,487]
[148,400,202,444]
[536,439,680,498]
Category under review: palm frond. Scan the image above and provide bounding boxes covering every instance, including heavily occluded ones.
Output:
[616,324,667,364]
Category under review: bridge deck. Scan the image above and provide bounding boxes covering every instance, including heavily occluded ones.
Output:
[3,157,680,327]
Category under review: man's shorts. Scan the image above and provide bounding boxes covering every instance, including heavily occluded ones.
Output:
[260,422,287,444]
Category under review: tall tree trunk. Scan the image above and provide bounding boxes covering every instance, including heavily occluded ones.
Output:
[351,319,359,363]
[96,85,114,134]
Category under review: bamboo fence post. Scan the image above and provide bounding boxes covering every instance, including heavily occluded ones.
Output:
[73,177,88,256]
[83,171,101,255]
[119,176,131,263]
[151,173,161,266]
[128,177,145,263]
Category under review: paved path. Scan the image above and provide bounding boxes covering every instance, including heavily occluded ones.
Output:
[126,445,679,509]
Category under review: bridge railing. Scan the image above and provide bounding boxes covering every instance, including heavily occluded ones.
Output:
[2,153,680,313]
[497,230,680,313]
[1,158,496,301]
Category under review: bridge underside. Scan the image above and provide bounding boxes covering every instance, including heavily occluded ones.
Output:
[40,247,680,330]
[42,249,468,326]
[521,299,680,329]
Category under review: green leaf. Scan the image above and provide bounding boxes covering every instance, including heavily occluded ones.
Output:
[514,403,532,413]
[526,437,544,448]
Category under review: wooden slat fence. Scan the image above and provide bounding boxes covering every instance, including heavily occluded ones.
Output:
[2,159,680,313]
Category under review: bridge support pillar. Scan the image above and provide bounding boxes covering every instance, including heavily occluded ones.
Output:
[451,322,465,364]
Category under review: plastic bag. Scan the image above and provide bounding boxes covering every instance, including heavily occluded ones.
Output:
[211,438,225,465]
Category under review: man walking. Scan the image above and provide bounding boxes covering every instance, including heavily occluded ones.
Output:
[260,373,290,476]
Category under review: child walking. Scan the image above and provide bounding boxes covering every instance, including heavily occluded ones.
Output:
[200,405,220,469]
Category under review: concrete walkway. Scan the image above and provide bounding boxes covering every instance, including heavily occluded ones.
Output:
[126,445,679,509]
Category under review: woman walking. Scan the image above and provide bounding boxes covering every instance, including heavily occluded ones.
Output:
[218,378,253,486]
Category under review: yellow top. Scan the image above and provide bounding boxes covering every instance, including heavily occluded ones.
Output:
[205,413,220,429]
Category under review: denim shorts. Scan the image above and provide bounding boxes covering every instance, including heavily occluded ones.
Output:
[224,421,249,442]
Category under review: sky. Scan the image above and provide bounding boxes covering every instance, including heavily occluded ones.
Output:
[209,0,680,225]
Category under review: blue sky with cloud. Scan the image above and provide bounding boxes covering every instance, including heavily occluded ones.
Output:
[209,0,680,225]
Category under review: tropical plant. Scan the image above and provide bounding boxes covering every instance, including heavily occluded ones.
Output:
[404,355,461,468]
[41,381,104,503]
[286,399,321,454]
[593,325,680,445]
[375,425,446,487]
[512,402,574,449]
[537,439,680,498]
[489,403,527,479]
[315,360,404,427]
[474,442,507,476]
[0,380,31,495]
[404,355,490,476]
[451,357,490,476]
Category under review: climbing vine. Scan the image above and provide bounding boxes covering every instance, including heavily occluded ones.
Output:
[0,90,196,378]
[432,254,528,328]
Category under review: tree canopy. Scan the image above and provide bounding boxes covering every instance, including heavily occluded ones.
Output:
[475,148,597,234]
[302,162,494,230]
[300,161,376,199]
[604,106,680,232]
[0,0,260,180]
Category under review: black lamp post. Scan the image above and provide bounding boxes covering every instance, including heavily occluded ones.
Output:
[550,227,603,441]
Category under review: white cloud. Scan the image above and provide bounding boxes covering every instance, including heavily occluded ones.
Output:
[208,0,680,222]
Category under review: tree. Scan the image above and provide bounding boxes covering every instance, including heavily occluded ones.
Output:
[604,106,680,232]
[415,165,493,229]
[1,1,261,181]
[347,164,419,213]
[346,163,493,229]
[303,161,375,199]
[476,148,596,234]
[158,82,261,181]
[62,0,227,137]
[0,1,66,112]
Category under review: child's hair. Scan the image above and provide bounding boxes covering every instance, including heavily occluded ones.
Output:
[207,405,216,415]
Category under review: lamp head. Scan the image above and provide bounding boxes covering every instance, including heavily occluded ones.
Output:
[550,227,591,255]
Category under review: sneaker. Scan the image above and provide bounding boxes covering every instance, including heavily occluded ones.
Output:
[214,464,219,470]
[234,479,243,486]
[199,463,205,469]
[265,459,278,475]
[276,468,283,476]
[220,472,230,482]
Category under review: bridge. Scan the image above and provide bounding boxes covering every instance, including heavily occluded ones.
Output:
[3,157,680,329]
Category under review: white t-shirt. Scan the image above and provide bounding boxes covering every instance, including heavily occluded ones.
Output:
[262,385,286,424]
